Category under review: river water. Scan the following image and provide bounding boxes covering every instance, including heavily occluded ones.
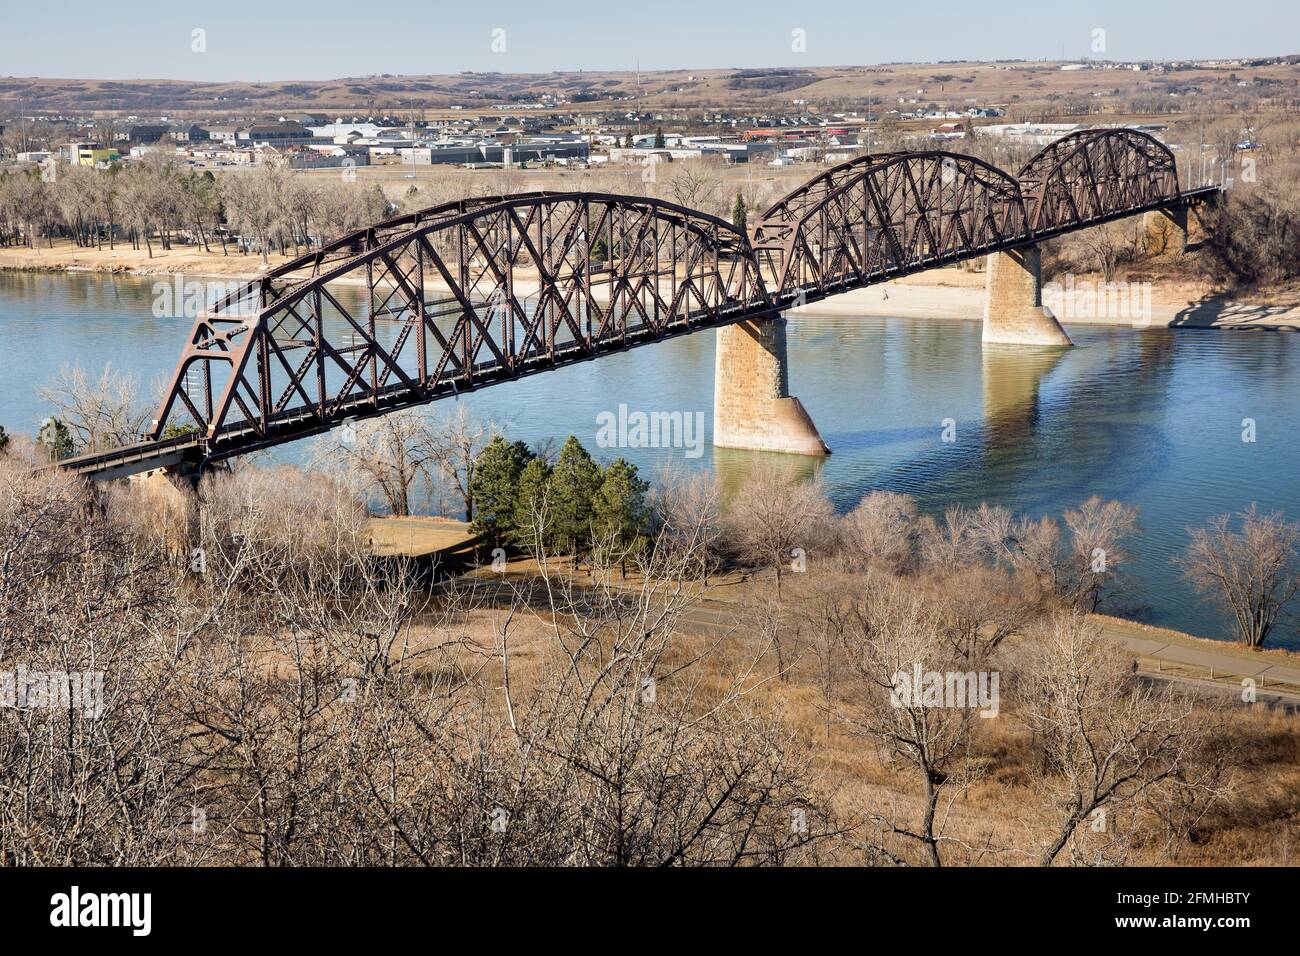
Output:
[2,270,1297,646]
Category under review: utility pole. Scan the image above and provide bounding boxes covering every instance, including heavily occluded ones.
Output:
[1198,118,1205,187]
[408,106,417,179]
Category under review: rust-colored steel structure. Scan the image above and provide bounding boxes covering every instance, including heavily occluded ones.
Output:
[151,193,765,458]
[63,129,1216,480]
[1016,128,1181,232]
[750,151,1030,300]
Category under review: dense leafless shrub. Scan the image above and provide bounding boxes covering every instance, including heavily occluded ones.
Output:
[0,446,837,865]
[839,490,920,574]
[0,455,198,864]
[725,468,835,598]
[195,463,371,587]
[1203,180,1300,287]
[103,471,199,560]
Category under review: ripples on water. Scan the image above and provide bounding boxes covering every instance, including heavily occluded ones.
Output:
[2,272,1298,645]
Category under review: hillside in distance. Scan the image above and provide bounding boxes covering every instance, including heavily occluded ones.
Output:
[3,58,1298,116]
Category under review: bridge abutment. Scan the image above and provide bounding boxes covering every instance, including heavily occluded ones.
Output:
[713,315,830,456]
[1143,206,1189,256]
[982,245,1073,347]
[129,465,202,495]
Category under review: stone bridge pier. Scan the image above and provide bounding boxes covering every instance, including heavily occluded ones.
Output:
[713,316,830,456]
[982,245,1073,347]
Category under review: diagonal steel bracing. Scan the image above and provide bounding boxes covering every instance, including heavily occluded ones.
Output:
[62,130,1214,480]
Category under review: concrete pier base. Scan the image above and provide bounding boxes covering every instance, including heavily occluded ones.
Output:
[982,246,1073,347]
[713,315,830,456]
[1143,206,1189,256]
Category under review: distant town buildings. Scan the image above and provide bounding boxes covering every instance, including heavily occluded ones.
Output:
[1,90,1189,179]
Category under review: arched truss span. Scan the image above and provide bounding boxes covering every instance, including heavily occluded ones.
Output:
[152,193,768,448]
[60,130,1212,479]
[751,151,1030,299]
[755,152,907,226]
[202,192,553,321]
[1017,128,1180,232]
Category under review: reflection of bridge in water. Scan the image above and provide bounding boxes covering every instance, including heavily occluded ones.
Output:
[63,129,1218,481]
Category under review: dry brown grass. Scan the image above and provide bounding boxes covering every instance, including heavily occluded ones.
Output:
[455,564,1300,866]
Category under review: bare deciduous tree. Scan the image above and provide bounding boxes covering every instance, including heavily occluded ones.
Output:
[663,160,723,214]
[833,575,989,867]
[648,465,724,584]
[311,409,440,516]
[1179,504,1300,648]
[924,562,1040,661]
[726,469,835,599]
[1062,496,1140,612]
[425,405,495,521]
[221,160,289,264]
[491,502,832,865]
[1019,612,1211,866]
[917,503,1007,571]
[39,363,151,453]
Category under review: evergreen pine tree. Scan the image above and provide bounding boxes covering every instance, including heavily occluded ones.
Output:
[549,436,603,563]
[653,126,666,149]
[592,458,650,573]
[731,192,747,231]
[512,456,554,553]
[36,418,74,461]
[469,436,534,547]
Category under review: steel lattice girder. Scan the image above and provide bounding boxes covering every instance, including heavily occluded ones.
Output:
[151,193,770,449]
[752,150,1031,298]
[1017,128,1180,231]
[754,151,909,227]
[109,128,1197,473]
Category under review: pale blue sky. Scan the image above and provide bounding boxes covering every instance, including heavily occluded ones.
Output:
[2,0,1295,81]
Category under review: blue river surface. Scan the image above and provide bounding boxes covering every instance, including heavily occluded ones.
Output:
[2,270,1297,646]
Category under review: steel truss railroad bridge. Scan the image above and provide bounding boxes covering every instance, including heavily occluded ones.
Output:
[63,129,1217,480]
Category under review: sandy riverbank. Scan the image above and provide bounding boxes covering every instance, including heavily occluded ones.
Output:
[790,268,1300,331]
[0,238,296,279]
